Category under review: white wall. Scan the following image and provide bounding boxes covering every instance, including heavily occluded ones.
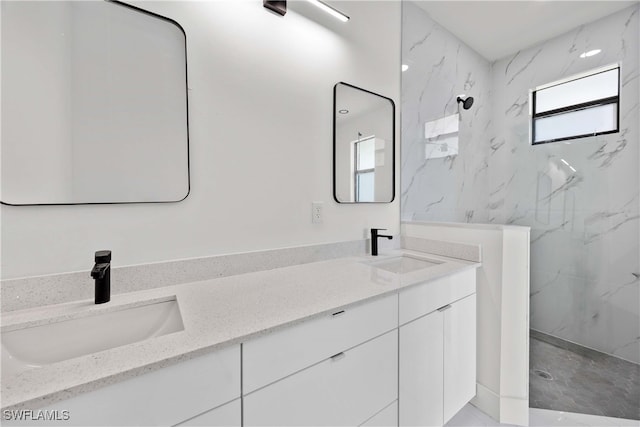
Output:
[0,0,401,279]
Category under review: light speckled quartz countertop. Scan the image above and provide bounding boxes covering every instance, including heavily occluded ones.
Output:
[1,250,479,411]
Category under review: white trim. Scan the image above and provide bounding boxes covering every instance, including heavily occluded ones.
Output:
[470,385,529,427]
[500,396,529,426]
[401,220,530,232]
[471,383,500,422]
[533,62,620,91]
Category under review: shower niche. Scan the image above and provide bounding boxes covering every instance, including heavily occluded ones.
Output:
[1,1,189,205]
[333,82,395,204]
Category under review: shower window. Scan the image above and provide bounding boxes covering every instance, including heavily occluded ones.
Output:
[354,136,375,202]
[530,64,619,145]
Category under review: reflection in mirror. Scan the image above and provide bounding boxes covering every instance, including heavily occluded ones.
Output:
[1,1,189,205]
[333,83,395,203]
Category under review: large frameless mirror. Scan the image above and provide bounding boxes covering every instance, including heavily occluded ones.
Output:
[333,82,395,203]
[1,0,189,205]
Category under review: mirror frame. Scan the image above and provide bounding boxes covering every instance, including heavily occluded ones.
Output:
[332,82,395,204]
[0,0,190,206]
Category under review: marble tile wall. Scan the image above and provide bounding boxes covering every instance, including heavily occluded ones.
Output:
[402,2,640,363]
[401,1,493,224]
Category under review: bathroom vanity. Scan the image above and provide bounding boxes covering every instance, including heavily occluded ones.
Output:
[1,250,478,426]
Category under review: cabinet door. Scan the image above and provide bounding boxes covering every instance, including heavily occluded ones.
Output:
[443,294,476,423]
[399,310,443,427]
[177,399,240,427]
[244,330,398,427]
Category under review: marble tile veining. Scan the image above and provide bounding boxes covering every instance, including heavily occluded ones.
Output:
[402,1,640,363]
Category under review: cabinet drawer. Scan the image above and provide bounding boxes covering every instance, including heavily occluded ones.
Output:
[399,269,475,325]
[361,401,398,427]
[244,329,398,426]
[243,293,398,393]
[29,345,240,427]
[177,398,241,427]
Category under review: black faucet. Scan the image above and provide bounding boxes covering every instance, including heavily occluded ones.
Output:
[90,250,111,304]
[371,228,393,256]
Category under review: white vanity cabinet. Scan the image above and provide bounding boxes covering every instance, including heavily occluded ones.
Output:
[243,294,398,394]
[25,345,241,427]
[7,263,479,427]
[176,398,241,426]
[243,294,399,426]
[443,293,477,422]
[399,269,477,427]
[361,401,399,426]
[244,330,398,426]
[399,309,444,426]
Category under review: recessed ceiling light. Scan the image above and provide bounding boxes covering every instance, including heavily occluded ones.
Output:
[402,64,409,72]
[579,49,601,58]
[338,109,349,114]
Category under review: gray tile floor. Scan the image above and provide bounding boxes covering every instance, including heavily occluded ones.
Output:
[529,330,640,420]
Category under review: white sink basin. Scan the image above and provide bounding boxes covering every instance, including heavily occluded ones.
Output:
[368,255,443,274]
[2,297,184,377]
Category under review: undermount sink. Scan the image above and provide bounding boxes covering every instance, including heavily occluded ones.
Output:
[2,297,184,377]
[368,254,443,274]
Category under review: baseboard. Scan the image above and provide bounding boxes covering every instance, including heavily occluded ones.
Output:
[500,396,529,426]
[471,383,500,422]
[471,383,529,426]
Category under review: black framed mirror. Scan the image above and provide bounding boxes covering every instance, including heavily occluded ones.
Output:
[333,82,395,204]
[1,0,189,205]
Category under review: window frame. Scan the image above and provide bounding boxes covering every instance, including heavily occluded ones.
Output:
[353,136,376,202]
[530,64,620,145]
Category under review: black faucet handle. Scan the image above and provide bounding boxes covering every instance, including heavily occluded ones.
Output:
[91,263,110,279]
[371,228,393,240]
[95,250,111,263]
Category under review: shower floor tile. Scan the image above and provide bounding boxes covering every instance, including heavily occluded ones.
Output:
[530,331,640,420]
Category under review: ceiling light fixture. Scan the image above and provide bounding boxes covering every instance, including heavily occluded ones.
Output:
[402,64,409,72]
[306,0,349,22]
[263,0,287,16]
[579,49,601,58]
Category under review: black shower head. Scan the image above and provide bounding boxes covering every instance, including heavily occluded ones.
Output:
[457,95,474,110]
